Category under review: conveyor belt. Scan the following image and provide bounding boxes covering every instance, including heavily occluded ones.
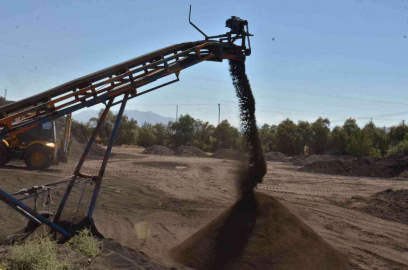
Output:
[0,40,245,140]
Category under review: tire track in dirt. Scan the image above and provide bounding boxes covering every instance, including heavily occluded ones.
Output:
[2,149,407,269]
[257,184,374,197]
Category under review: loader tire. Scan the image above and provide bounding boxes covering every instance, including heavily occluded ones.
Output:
[24,145,53,170]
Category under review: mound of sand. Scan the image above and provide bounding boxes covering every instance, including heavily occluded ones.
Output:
[53,118,115,161]
[265,151,289,162]
[300,155,408,178]
[172,192,347,270]
[211,149,246,161]
[349,189,408,225]
[291,155,354,166]
[70,120,89,144]
[142,145,175,156]
[174,145,209,158]
[69,140,114,161]
[289,155,308,164]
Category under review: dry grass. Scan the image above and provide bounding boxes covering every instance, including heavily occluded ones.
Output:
[3,236,71,270]
[67,228,101,257]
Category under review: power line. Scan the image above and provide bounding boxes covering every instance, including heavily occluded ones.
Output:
[0,53,93,73]
[1,38,406,110]
[0,62,71,79]
[185,75,408,107]
[134,103,217,106]
[178,83,403,113]
[157,91,407,121]
[1,39,406,122]
[133,101,405,124]
[0,39,110,65]
[259,85,408,107]
[1,38,406,108]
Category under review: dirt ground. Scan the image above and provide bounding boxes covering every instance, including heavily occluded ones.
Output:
[0,147,407,269]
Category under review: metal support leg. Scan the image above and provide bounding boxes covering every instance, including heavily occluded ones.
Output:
[0,189,70,237]
[87,91,130,219]
[53,98,114,224]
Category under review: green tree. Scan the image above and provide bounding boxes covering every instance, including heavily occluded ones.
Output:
[343,118,360,137]
[329,126,348,155]
[152,123,167,146]
[363,121,388,156]
[275,119,298,155]
[346,130,380,157]
[259,124,277,152]
[89,110,115,145]
[310,117,330,155]
[296,121,313,154]
[115,115,138,145]
[137,122,156,147]
[88,110,137,145]
[193,120,215,151]
[387,135,408,156]
[389,121,408,146]
[169,114,196,147]
[214,120,241,150]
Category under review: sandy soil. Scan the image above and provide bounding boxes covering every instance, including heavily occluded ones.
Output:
[0,148,407,269]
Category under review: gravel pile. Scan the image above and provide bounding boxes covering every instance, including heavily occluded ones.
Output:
[300,155,408,178]
[54,118,114,161]
[172,192,347,270]
[291,155,354,166]
[142,145,175,156]
[174,146,209,158]
[265,152,289,162]
[70,140,114,161]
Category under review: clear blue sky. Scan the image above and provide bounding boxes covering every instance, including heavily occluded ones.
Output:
[1,0,407,128]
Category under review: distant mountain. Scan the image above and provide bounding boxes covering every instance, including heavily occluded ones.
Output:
[72,109,175,125]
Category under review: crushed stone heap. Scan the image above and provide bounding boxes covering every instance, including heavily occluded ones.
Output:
[172,192,348,270]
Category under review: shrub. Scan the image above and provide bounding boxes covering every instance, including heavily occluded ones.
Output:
[67,228,101,257]
[6,236,70,270]
[346,130,381,158]
[386,140,408,156]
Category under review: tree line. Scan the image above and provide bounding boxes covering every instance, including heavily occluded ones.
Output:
[259,118,408,157]
[81,109,408,157]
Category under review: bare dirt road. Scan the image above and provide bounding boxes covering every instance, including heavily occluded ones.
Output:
[1,147,407,269]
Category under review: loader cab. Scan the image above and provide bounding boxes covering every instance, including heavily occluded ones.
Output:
[18,122,57,147]
[0,122,58,170]
[17,121,58,170]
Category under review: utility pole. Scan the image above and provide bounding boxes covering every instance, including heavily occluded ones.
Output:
[4,89,7,100]
[218,103,220,125]
[217,104,220,150]
[176,105,178,122]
